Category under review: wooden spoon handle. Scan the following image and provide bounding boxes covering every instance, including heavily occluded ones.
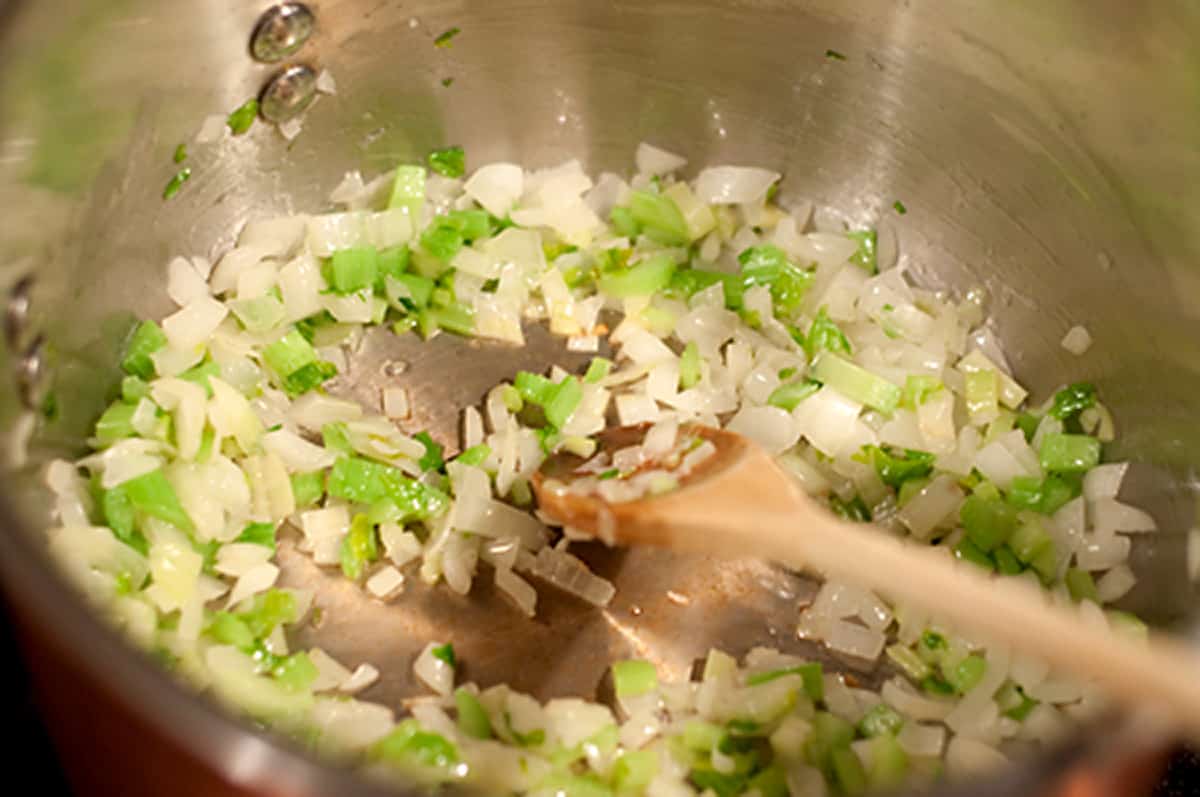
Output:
[740,510,1200,739]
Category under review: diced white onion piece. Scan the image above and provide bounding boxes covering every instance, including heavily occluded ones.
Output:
[315,68,338,95]
[636,143,687,176]
[365,565,406,600]
[725,406,799,455]
[339,663,381,694]
[1061,325,1093,355]
[1083,462,1128,501]
[1090,498,1157,534]
[309,648,354,692]
[897,722,946,758]
[694,166,780,204]
[162,296,228,351]
[465,163,524,218]
[226,562,280,609]
[310,698,394,754]
[1074,533,1130,571]
[1096,564,1137,602]
[946,736,1008,777]
[414,641,455,696]
[382,387,410,420]
[167,256,210,307]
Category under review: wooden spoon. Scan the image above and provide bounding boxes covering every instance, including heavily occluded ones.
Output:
[534,423,1200,739]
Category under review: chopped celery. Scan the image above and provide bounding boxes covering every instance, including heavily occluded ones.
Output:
[371,719,460,772]
[340,514,379,581]
[679,342,702,390]
[263,329,337,397]
[746,662,823,701]
[172,143,188,164]
[537,774,613,797]
[611,659,658,698]
[387,272,435,309]
[943,654,986,694]
[856,445,935,490]
[238,589,297,638]
[885,644,931,681]
[831,746,868,796]
[432,643,457,668]
[433,27,461,47]
[272,651,318,692]
[206,611,256,650]
[805,711,856,772]
[323,246,379,294]
[179,359,220,396]
[613,750,659,795]
[598,254,677,297]
[453,444,492,467]
[94,401,137,446]
[226,98,259,135]
[290,472,325,508]
[689,767,748,797]
[1048,382,1096,422]
[427,145,465,178]
[901,374,943,409]
[892,200,907,215]
[846,229,877,274]
[123,469,193,532]
[747,765,788,797]
[1008,518,1054,564]
[868,734,909,791]
[1029,544,1060,584]
[544,377,583,429]
[628,189,689,246]
[993,545,1024,575]
[964,369,1000,421]
[1016,411,1041,442]
[1005,476,1044,512]
[996,682,1039,721]
[805,306,852,359]
[954,537,995,571]
[454,688,493,738]
[101,486,147,555]
[829,493,871,522]
[388,165,426,219]
[959,493,1018,552]
[515,371,556,406]
[414,431,445,472]
[584,357,612,384]
[858,703,904,737]
[163,167,192,200]
[811,353,902,413]
[739,245,814,318]
[121,320,167,379]
[121,375,150,403]
[610,206,640,238]
[420,221,464,262]
[419,303,475,337]
[1039,433,1101,473]
[327,457,448,520]
[236,522,277,551]
[1065,567,1099,603]
[682,720,724,751]
[322,422,353,454]
[767,380,820,412]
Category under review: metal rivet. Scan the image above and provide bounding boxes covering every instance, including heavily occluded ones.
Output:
[15,335,44,409]
[5,275,33,350]
[259,64,318,124]
[250,3,315,64]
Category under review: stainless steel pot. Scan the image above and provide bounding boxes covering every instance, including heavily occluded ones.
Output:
[0,1,1197,794]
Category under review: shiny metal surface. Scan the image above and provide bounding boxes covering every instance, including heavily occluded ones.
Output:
[250,2,316,64]
[0,0,1197,795]
[260,63,319,124]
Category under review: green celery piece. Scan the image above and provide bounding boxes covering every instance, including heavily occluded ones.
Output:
[1029,544,1059,584]
[1016,411,1041,442]
[322,422,353,454]
[993,545,1024,575]
[236,522,277,551]
[739,244,814,318]
[387,272,435,311]
[901,374,942,409]
[1005,476,1044,512]
[858,703,904,738]
[453,444,492,466]
[959,493,1019,552]
[610,206,640,238]
[121,320,167,379]
[162,167,192,200]
[868,735,910,791]
[432,643,456,668]
[943,654,987,694]
[420,303,475,337]
[679,342,702,390]
[121,375,150,403]
[173,143,188,164]
[263,329,335,397]
[746,662,823,701]
[206,612,256,650]
[847,229,878,274]
[286,361,338,396]
[611,659,658,698]
[892,200,907,215]
[388,165,426,220]
[290,472,325,508]
[123,469,193,532]
[1009,518,1054,564]
[101,487,149,556]
[805,306,852,359]
[584,357,612,384]
[514,371,556,406]
[954,537,995,571]
[454,688,493,739]
[811,353,902,414]
[998,683,1039,721]
[414,431,445,472]
[613,749,659,795]
[682,720,724,752]
[1040,474,1080,514]
[598,254,677,298]
[1039,433,1101,473]
[446,209,491,240]
[376,246,411,288]
[832,746,868,795]
[95,401,137,446]
[371,719,460,772]
[324,246,379,294]
[1048,382,1097,422]
[1065,567,1099,602]
[829,493,871,522]
[689,767,748,797]
[544,377,583,429]
[856,445,935,490]
[767,380,821,412]
[179,359,220,397]
[536,774,613,797]
[921,674,956,696]
[433,27,461,47]
[805,711,856,772]
[885,644,931,681]
[420,221,464,262]
[746,765,788,797]
[226,99,258,135]
[326,457,448,520]
[273,651,319,692]
[964,369,999,420]
[427,145,465,178]
[238,589,297,638]
[667,268,742,308]
[628,189,689,246]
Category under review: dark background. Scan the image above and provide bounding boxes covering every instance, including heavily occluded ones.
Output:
[2,607,1196,796]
